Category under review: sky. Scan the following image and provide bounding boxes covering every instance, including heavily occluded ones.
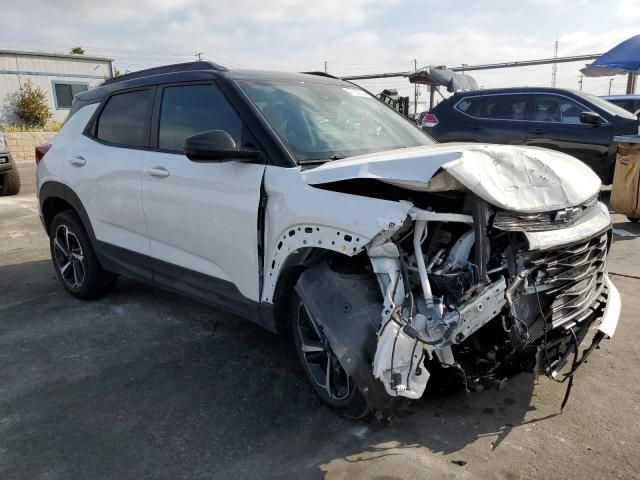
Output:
[1,0,639,109]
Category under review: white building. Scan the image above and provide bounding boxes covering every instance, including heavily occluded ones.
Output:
[0,50,113,124]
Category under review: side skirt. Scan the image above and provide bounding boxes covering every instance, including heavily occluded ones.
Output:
[95,241,276,332]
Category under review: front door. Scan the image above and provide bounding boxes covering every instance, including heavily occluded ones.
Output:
[141,83,266,303]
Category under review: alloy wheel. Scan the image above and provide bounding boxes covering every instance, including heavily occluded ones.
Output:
[296,303,352,401]
[53,224,86,289]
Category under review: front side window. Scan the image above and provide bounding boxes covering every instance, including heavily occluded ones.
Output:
[96,90,150,147]
[236,80,433,163]
[54,82,88,109]
[532,95,585,124]
[158,84,243,151]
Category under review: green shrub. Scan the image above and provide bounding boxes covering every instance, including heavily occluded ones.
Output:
[15,80,52,129]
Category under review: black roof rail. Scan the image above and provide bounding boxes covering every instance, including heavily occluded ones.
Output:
[102,61,228,86]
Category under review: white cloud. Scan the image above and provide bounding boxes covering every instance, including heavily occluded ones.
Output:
[616,0,640,18]
[0,0,638,98]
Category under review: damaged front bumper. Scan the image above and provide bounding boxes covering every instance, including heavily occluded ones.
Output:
[296,199,621,415]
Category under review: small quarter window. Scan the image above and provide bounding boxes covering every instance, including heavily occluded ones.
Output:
[96,90,151,147]
[456,97,483,116]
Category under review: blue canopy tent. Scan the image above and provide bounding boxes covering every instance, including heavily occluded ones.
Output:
[581,35,640,93]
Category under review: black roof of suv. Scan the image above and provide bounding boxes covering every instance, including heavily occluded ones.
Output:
[71,61,350,117]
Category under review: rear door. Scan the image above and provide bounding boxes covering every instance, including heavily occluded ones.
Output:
[525,93,611,180]
[66,88,152,265]
[141,82,266,303]
[451,93,529,144]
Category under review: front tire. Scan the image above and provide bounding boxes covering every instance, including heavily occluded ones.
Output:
[0,169,20,196]
[291,290,370,419]
[49,211,116,299]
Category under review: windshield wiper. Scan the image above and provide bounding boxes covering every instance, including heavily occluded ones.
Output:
[298,155,346,165]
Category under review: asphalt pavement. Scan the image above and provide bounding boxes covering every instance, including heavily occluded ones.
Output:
[1,161,639,479]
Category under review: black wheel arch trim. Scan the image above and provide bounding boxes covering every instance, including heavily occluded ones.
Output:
[39,181,96,242]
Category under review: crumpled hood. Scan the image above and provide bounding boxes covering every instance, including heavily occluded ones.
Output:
[301,143,601,213]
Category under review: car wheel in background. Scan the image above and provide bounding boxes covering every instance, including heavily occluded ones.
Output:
[627,216,639,223]
[49,211,116,299]
[0,169,20,196]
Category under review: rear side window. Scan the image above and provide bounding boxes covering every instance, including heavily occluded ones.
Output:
[482,95,528,120]
[456,95,528,120]
[96,90,151,147]
[158,84,242,151]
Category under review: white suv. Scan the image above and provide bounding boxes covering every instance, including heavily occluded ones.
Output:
[37,62,621,418]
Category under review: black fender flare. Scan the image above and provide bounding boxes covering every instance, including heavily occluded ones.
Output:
[295,261,404,416]
[39,181,96,242]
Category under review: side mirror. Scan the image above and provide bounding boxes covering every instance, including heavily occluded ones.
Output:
[183,130,260,162]
[580,111,604,125]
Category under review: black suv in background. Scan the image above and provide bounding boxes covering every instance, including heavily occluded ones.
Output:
[422,87,639,183]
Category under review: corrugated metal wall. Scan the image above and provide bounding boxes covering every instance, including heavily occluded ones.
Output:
[0,53,112,124]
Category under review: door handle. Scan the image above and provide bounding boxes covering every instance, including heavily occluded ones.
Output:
[530,128,546,135]
[470,124,482,130]
[146,166,170,178]
[69,155,86,167]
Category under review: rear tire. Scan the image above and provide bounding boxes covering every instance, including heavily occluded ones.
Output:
[49,211,116,299]
[0,169,20,196]
[291,289,370,420]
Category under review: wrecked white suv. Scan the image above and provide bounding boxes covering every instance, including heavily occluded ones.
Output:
[37,63,621,418]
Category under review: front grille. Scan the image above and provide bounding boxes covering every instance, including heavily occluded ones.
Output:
[523,231,609,329]
[493,195,598,232]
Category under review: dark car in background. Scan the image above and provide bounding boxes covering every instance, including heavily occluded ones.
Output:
[0,132,20,196]
[602,94,640,116]
[421,87,639,183]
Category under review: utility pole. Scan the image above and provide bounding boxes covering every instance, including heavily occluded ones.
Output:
[609,78,614,95]
[324,61,327,73]
[195,52,203,61]
[626,73,637,94]
[551,34,558,87]
[578,74,583,91]
[414,59,418,115]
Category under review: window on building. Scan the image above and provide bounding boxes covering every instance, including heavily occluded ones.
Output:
[158,84,243,151]
[96,90,150,147]
[53,82,89,109]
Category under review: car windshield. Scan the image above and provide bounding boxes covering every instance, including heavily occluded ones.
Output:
[236,79,434,163]
[577,91,637,119]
